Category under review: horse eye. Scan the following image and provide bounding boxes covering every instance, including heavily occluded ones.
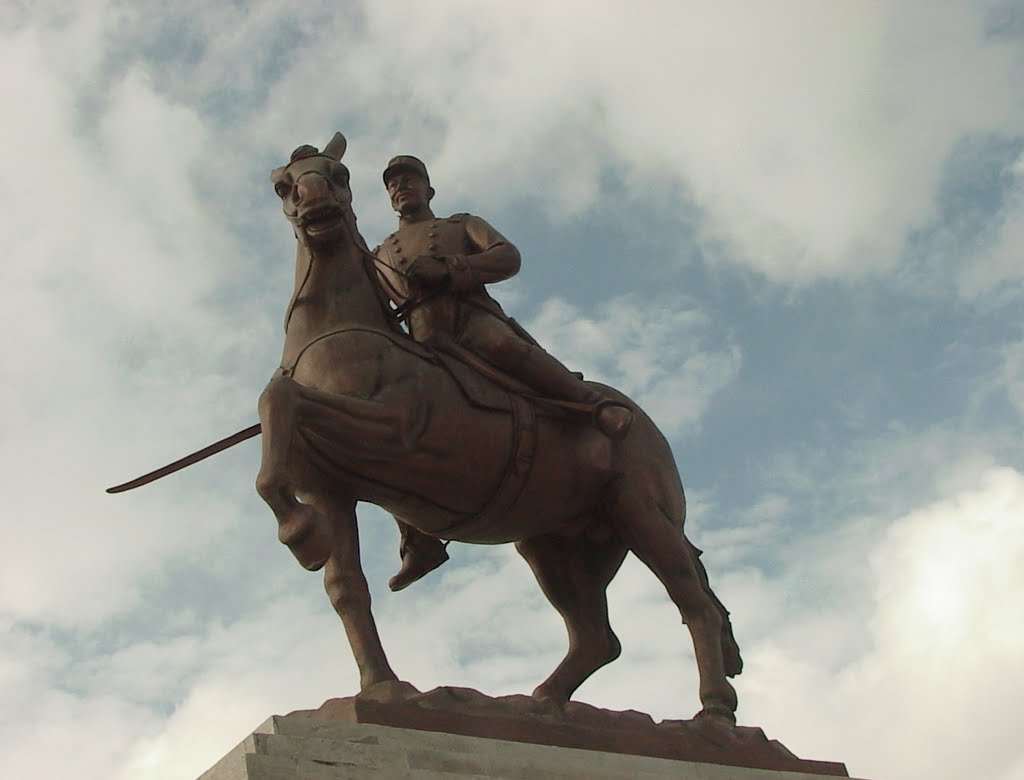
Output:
[274,181,291,198]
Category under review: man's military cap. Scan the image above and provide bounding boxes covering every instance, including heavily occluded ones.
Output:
[383,155,430,186]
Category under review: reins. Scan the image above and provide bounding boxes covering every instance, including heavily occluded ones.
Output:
[356,241,440,325]
[282,206,417,338]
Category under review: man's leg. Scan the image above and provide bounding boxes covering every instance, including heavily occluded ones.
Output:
[463,318,633,439]
[389,517,449,592]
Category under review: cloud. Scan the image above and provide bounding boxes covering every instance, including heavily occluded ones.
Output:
[525,295,741,437]
[956,149,1024,300]
[71,1,1024,289]
[0,11,271,627]
[0,595,359,780]
[738,466,1024,780]
[1002,337,1024,419]
[240,1,1024,287]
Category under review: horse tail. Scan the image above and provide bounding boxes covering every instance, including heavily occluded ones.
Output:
[686,537,744,677]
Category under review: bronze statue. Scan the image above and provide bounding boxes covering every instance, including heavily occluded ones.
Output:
[107,132,742,722]
[373,154,633,591]
[251,133,742,721]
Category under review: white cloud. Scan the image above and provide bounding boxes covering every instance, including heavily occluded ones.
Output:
[0,595,358,780]
[958,149,1024,300]
[110,595,358,780]
[0,11,269,627]
[526,296,740,437]
[40,1,1020,290]
[208,0,1023,287]
[1002,337,1024,418]
[739,466,1024,780]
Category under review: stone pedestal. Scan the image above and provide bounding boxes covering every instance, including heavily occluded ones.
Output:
[199,683,861,779]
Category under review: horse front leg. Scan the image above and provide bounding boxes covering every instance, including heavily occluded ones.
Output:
[320,494,399,689]
[255,374,333,571]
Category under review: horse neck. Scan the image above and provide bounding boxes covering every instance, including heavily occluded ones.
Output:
[282,227,394,355]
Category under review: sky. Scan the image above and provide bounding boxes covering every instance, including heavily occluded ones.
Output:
[2,2,1023,778]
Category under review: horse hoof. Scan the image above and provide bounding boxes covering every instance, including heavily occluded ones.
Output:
[530,686,568,711]
[695,705,736,726]
[279,504,332,571]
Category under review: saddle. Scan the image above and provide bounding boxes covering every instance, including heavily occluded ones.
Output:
[355,322,589,419]
[430,337,593,419]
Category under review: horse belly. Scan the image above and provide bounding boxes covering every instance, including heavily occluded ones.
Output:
[383,390,513,524]
[437,418,616,544]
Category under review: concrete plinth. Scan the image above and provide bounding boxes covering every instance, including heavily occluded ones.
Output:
[200,717,863,780]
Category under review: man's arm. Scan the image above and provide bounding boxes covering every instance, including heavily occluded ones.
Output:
[446,215,521,292]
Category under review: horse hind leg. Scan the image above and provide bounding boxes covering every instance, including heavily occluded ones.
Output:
[606,480,739,722]
[517,527,627,705]
[687,537,743,677]
[255,375,332,571]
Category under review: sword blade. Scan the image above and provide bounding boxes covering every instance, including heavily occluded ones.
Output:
[106,423,262,494]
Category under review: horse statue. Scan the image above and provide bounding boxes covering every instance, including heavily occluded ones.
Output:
[254,133,742,722]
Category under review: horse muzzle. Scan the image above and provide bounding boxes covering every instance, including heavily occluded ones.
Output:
[297,202,345,238]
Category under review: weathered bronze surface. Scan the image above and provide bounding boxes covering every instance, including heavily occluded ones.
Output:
[252,133,742,723]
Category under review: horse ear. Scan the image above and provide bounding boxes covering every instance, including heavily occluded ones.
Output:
[323,132,347,161]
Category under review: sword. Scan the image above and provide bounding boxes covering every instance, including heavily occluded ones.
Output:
[106,423,261,493]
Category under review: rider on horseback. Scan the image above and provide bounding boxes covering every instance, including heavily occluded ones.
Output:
[374,155,633,590]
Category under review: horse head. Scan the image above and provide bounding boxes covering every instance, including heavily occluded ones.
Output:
[270,132,354,247]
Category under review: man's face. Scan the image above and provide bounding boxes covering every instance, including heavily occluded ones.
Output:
[386,170,432,216]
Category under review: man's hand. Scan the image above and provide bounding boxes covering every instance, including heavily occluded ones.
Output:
[407,255,451,290]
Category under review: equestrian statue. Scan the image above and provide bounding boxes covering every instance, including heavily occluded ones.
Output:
[110,132,742,723]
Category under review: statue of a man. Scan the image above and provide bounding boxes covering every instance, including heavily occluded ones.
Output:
[374,155,632,590]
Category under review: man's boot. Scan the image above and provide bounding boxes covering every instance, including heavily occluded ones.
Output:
[389,520,449,592]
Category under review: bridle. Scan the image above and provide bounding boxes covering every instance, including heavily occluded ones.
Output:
[281,173,437,337]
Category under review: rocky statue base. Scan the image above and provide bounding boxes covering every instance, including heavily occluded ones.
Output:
[199,682,861,779]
